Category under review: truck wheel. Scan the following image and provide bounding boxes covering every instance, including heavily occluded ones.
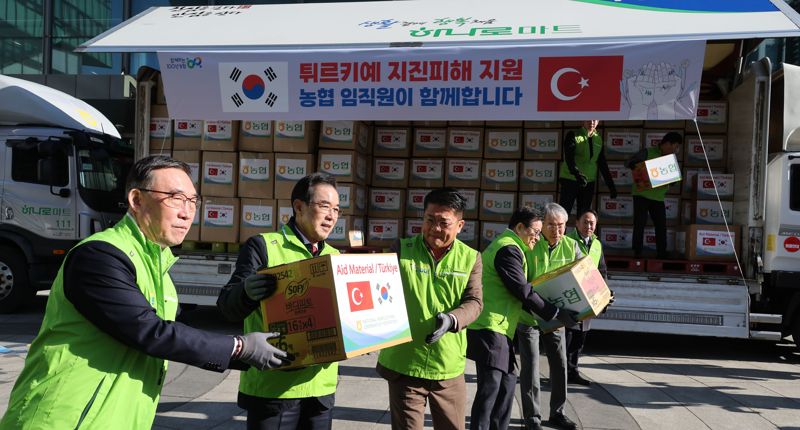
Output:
[0,246,34,313]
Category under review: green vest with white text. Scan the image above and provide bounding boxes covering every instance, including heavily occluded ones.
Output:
[567,230,602,268]
[559,127,602,182]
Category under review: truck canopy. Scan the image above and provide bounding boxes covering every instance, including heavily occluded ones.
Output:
[0,74,121,138]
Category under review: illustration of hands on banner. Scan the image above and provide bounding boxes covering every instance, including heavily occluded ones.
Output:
[622,60,698,120]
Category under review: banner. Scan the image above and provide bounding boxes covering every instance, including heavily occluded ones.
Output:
[158,40,704,121]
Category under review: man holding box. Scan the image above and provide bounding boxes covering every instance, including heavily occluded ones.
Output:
[376,188,483,430]
[517,202,583,430]
[467,207,578,430]
[627,132,682,258]
[217,173,341,429]
[1,156,289,430]
[559,120,617,216]
[565,209,610,386]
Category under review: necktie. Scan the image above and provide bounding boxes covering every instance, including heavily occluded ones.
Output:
[311,244,318,255]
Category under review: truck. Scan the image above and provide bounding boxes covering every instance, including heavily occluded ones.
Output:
[5,1,800,346]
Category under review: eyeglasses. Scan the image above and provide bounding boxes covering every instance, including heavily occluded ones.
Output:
[308,201,340,216]
[424,217,458,230]
[139,188,201,210]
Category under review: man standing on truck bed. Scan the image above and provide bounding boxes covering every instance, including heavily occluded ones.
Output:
[0,156,290,430]
[559,120,617,217]
[376,188,483,430]
[627,132,683,259]
[217,172,341,429]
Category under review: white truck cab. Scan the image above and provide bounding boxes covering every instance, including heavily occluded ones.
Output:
[0,75,133,312]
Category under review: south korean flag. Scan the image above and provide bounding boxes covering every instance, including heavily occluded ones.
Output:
[219,62,289,113]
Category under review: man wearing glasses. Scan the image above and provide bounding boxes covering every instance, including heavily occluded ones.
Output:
[217,172,341,430]
[376,188,482,430]
[467,207,578,430]
[1,156,289,429]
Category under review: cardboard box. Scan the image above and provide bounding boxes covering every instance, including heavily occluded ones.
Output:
[405,218,423,237]
[274,121,319,153]
[479,191,516,222]
[695,173,735,200]
[406,189,431,218]
[484,128,522,159]
[447,127,483,158]
[326,216,365,247]
[481,221,509,250]
[172,150,201,192]
[643,227,676,253]
[482,160,519,191]
[449,121,485,127]
[238,152,274,199]
[274,153,315,199]
[149,104,172,150]
[372,158,408,188]
[682,167,717,197]
[446,158,482,188]
[530,257,612,332]
[597,194,634,225]
[520,160,558,192]
[259,253,411,369]
[413,128,447,157]
[277,199,293,228]
[200,197,239,243]
[374,121,412,126]
[599,226,634,255]
[604,129,642,160]
[644,120,686,129]
[409,158,444,188]
[318,150,367,185]
[367,218,400,248]
[632,153,682,192]
[456,188,479,219]
[684,136,726,168]
[337,183,366,216]
[201,151,238,197]
[369,188,405,218]
[524,129,562,160]
[148,148,171,158]
[676,224,740,261]
[239,120,274,152]
[374,127,411,157]
[600,162,633,193]
[690,101,728,133]
[519,192,556,213]
[413,121,448,127]
[523,121,562,129]
[201,120,239,152]
[173,119,203,150]
[485,121,523,127]
[683,200,733,225]
[457,219,479,249]
[319,121,370,153]
[239,198,276,242]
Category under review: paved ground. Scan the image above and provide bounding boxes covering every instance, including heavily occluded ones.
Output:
[2,299,799,429]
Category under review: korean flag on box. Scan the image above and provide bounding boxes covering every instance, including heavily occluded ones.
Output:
[219,62,289,113]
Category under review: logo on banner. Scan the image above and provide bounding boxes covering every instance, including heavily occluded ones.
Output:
[347,281,374,312]
[538,56,623,111]
[376,282,393,304]
[219,62,289,113]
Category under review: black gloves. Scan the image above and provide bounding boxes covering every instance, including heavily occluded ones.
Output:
[237,332,292,370]
[555,309,580,328]
[426,313,454,344]
[575,172,589,188]
[244,273,278,302]
[602,290,616,314]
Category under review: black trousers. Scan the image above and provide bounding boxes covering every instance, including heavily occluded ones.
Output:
[470,362,517,430]
[246,396,334,430]
[632,196,667,257]
[559,179,596,217]
[565,328,588,376]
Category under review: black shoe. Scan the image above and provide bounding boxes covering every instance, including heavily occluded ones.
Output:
[548,413,578,430]
[568,372,593,386]
[525,421,544,430]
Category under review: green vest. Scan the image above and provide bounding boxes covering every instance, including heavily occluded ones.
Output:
[377,235,478,380]
[0,215,179,430]
[567,230,602,267]
[469,229,528,339]
[631,147,672,202]
[518,236,579,327]
[239,224,340,399]
[559,127,603,182]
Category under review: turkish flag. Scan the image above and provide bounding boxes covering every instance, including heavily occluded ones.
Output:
[347,281,374,312]
[538,55,624,111]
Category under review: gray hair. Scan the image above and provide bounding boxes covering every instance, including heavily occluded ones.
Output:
[543,202,568,223]
[125,155,192,194]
